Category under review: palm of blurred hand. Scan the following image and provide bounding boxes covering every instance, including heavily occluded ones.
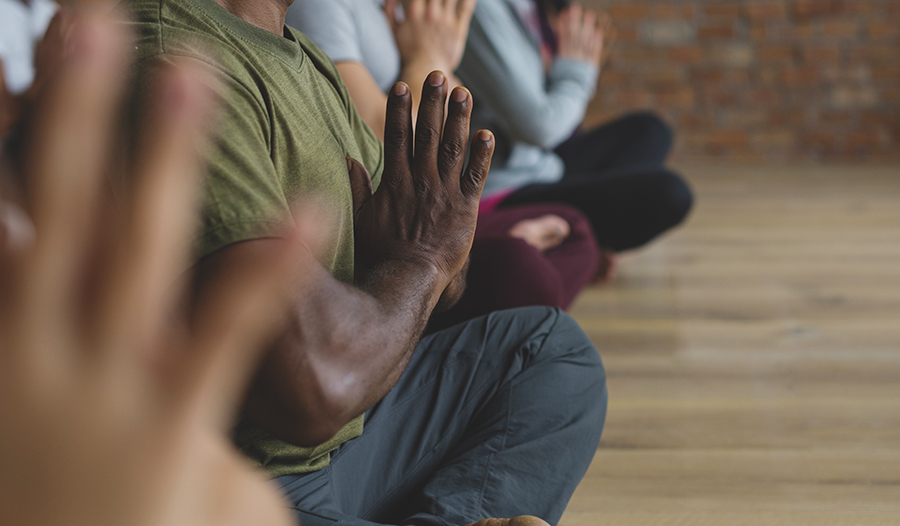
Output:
[0,15,301,526]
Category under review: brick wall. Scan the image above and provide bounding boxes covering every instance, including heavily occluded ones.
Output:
[582,0,900,162]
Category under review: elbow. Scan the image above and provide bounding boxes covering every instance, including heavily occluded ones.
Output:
[243,345,363,448]
[513,122,569,150]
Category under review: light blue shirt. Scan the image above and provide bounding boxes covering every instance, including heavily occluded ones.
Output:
[458,0,598,195]
[286,0,400,93]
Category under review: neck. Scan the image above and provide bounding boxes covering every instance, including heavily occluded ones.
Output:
[213,0,290,35]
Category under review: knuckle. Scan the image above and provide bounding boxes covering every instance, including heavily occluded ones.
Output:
[416,124,441,146]
[439,138,465,163]
[384,124,408,147]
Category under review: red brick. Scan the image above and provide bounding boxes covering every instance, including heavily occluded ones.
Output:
[708,129,751,148]
[793,0,842,18]
[821,21,859,38]
[582,0,898,162]
[757,46,794,61]
[867,22,897,38]
[846,132,886,149]
[615,28,639,41]
[803,46,841,62]
[656,88,696,108]
[607,5,649,20]
[705,5,740,17]
[803,133,836,148]
[782,67,819,85]
[668,47,704,64]
[698,25,736,39]
[745,2,787,21]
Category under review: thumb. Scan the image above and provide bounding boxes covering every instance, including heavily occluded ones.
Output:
[347,157,373,217]
[384,0,399,29]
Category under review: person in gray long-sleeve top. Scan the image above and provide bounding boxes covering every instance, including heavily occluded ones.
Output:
[458,0,693,269]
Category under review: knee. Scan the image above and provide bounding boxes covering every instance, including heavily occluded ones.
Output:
[471,238,565,308]
[548,312,606,384]
[649,171,694,227]
[622,111,674,152]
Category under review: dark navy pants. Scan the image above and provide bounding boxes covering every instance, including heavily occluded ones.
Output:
[277,307,607,526]
[500,112,694,252]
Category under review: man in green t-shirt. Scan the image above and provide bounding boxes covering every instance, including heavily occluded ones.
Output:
[126,1,607,525]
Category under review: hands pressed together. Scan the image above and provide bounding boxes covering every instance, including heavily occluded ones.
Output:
[350,71,493,307]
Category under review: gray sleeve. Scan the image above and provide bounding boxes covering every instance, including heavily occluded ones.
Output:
[457,0,598,149]
[285,0,362,63]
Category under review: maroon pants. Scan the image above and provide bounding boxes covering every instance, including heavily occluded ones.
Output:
[429,204,598,331]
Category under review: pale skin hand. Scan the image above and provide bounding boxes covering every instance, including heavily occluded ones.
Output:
[337,0,475,140]
[387,0,475,74]
[0,14,318,526]
[554,4,613,67]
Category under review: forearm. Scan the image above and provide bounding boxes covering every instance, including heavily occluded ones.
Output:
[241,248,443,447]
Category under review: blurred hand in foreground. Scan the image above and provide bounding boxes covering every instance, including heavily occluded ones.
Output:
[0,12,319,526]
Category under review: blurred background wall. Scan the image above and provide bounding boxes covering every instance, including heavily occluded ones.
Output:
[582,0,900,163]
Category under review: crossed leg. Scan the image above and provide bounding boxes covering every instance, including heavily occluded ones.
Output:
[278,307,607,526]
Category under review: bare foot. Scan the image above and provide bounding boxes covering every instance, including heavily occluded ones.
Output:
[466,516,551,526]
[508,214,571,252]
[592,249,618,285]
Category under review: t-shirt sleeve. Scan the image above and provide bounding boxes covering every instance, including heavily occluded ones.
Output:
[285,0,362,64]
[198,71,292,258]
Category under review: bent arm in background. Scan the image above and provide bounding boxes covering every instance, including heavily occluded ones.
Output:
[458,0,597,149]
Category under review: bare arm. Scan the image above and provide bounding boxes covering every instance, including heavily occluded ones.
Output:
[458,2,609,149]
[336,0,474,140]
[197,75,494,447]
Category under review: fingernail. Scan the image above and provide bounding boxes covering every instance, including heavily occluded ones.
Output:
[346,157,353,172]
[451,87,468,103]
[393,82,408,96]
[428,71,445,87]
[477,130,493,143]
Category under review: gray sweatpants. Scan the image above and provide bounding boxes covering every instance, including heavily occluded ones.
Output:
[277,307,607,526]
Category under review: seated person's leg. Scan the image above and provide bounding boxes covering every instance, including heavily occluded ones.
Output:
[499,168,693,252]
[429,204,599,331]
[279,307,607,526]
[555,111,674,175]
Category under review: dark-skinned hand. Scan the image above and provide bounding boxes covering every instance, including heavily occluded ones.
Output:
[348,71,494,306]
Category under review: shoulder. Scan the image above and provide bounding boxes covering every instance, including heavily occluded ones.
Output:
[287,0,355,25]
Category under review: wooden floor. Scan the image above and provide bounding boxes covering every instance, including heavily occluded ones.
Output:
[562,165,900,525]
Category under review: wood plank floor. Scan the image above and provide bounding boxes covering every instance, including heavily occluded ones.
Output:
[562,165,900,525]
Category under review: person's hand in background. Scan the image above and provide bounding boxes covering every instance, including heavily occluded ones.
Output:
[555,4,613,68]
[386,0,476,74]
[0,12,324,526]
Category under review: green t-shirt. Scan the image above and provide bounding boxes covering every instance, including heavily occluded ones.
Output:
[126,0,384,476]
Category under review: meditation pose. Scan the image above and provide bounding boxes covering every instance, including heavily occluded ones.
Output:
[287,0,600,328]
[122,0,608,525]
[457,0,694,278]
